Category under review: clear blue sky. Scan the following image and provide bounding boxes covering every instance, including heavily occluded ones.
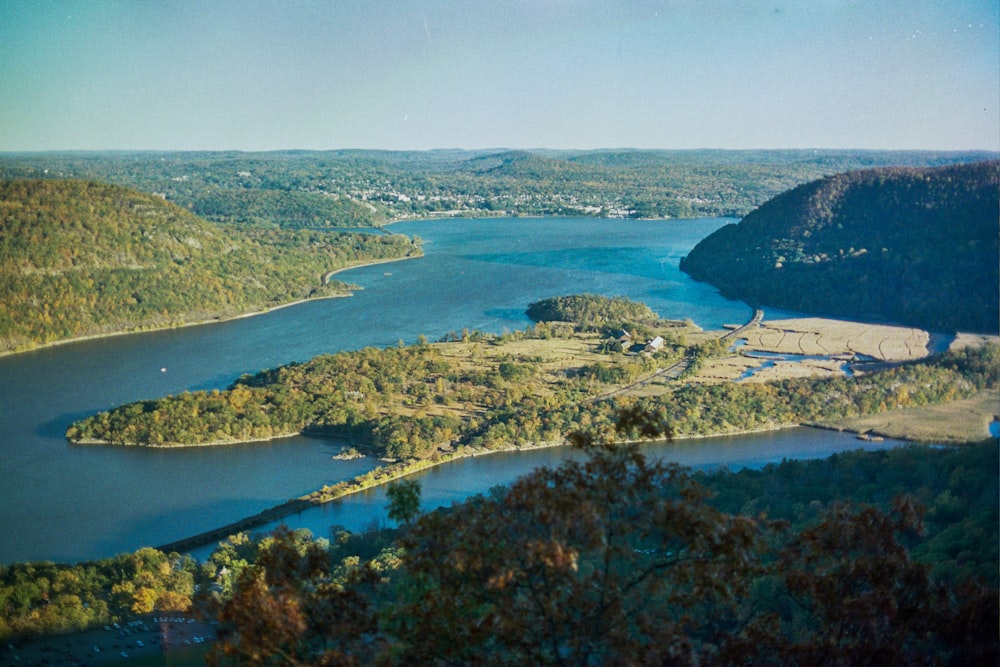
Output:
[1,0,997,151]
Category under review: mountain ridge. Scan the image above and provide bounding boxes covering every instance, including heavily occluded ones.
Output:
[679,161,999,333]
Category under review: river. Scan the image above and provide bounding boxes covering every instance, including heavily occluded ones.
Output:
[0,217,892,565]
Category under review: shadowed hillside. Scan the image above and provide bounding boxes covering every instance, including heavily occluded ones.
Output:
[680,161,999,333]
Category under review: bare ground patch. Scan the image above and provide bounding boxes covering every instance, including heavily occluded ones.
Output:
[742,318,930,361]
[691,317,932,384]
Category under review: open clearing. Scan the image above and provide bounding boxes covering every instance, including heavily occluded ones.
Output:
[812,389,1000,444]
[695,317,933,384]
[742,317,930,359]
[689,317,998,443]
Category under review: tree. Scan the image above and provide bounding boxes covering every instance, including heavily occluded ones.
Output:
[386,479,421,527]
[385,419,766,666]
[210,409,998,666]
[727,495,999,667]
[208,527,383,667]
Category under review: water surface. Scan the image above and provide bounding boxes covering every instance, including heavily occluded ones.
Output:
[214,426,898,559]
[0,217,822,564]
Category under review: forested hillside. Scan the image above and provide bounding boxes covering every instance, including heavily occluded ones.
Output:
[680,161,999,333]
[0,179,418,352]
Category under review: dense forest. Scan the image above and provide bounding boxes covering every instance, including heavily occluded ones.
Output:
[208,431,998,665]
[680,161,1000,333]
[1,149,994,225]
[525,293,663,332]
[0,179,419,352]
[4,428,996,664]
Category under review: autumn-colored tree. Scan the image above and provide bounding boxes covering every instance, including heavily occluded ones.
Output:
[384,410,768,666]
[208,527,383,667]
[209,409,998,666]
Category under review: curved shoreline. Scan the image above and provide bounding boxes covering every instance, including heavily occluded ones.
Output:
[0,254,420,360]
[153,424,804,555]
[161,408,978,557]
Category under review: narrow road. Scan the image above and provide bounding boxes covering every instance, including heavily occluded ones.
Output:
[593,308,763,402]
[590,357,691,402]
[722,307,764,340]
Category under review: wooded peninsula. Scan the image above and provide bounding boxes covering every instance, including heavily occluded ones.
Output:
[67,294,998,455]
[0,179,419,353]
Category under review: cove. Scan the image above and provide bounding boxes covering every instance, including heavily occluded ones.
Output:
[187,426,900,560]
[1,217,841,565]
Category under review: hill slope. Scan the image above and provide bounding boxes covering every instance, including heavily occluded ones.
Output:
[679,161,999,333]
[0,179,418,352]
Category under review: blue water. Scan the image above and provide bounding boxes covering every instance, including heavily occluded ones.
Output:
[0,216,846,564]
[187,426,899,560]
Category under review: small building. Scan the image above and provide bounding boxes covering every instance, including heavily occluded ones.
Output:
[644,336,665,353]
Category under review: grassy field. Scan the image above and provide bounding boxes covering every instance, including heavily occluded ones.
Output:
[424,317,999,446]
[812,388,1000,444]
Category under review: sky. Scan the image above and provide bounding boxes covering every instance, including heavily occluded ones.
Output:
[1,0,997,152]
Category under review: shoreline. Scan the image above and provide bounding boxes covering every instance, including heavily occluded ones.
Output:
[71,431,305,448]
[0,254,420,360]
[320,254,417,283]
[171,415,968,554]
[74,307,987,553]
[151,421,834,556]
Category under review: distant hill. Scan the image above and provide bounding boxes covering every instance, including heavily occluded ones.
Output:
[680,161,999,333]
[0,179,417,352]
[4,149,995,223]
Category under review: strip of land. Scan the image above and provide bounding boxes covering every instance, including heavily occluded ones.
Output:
[812,388,1000,444]
[151,313,999,555]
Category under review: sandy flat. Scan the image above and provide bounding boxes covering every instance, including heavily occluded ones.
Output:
[695,317,934,385]
[740,318,930,361]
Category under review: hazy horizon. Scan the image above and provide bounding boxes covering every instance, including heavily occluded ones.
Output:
[2,0,997,153]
